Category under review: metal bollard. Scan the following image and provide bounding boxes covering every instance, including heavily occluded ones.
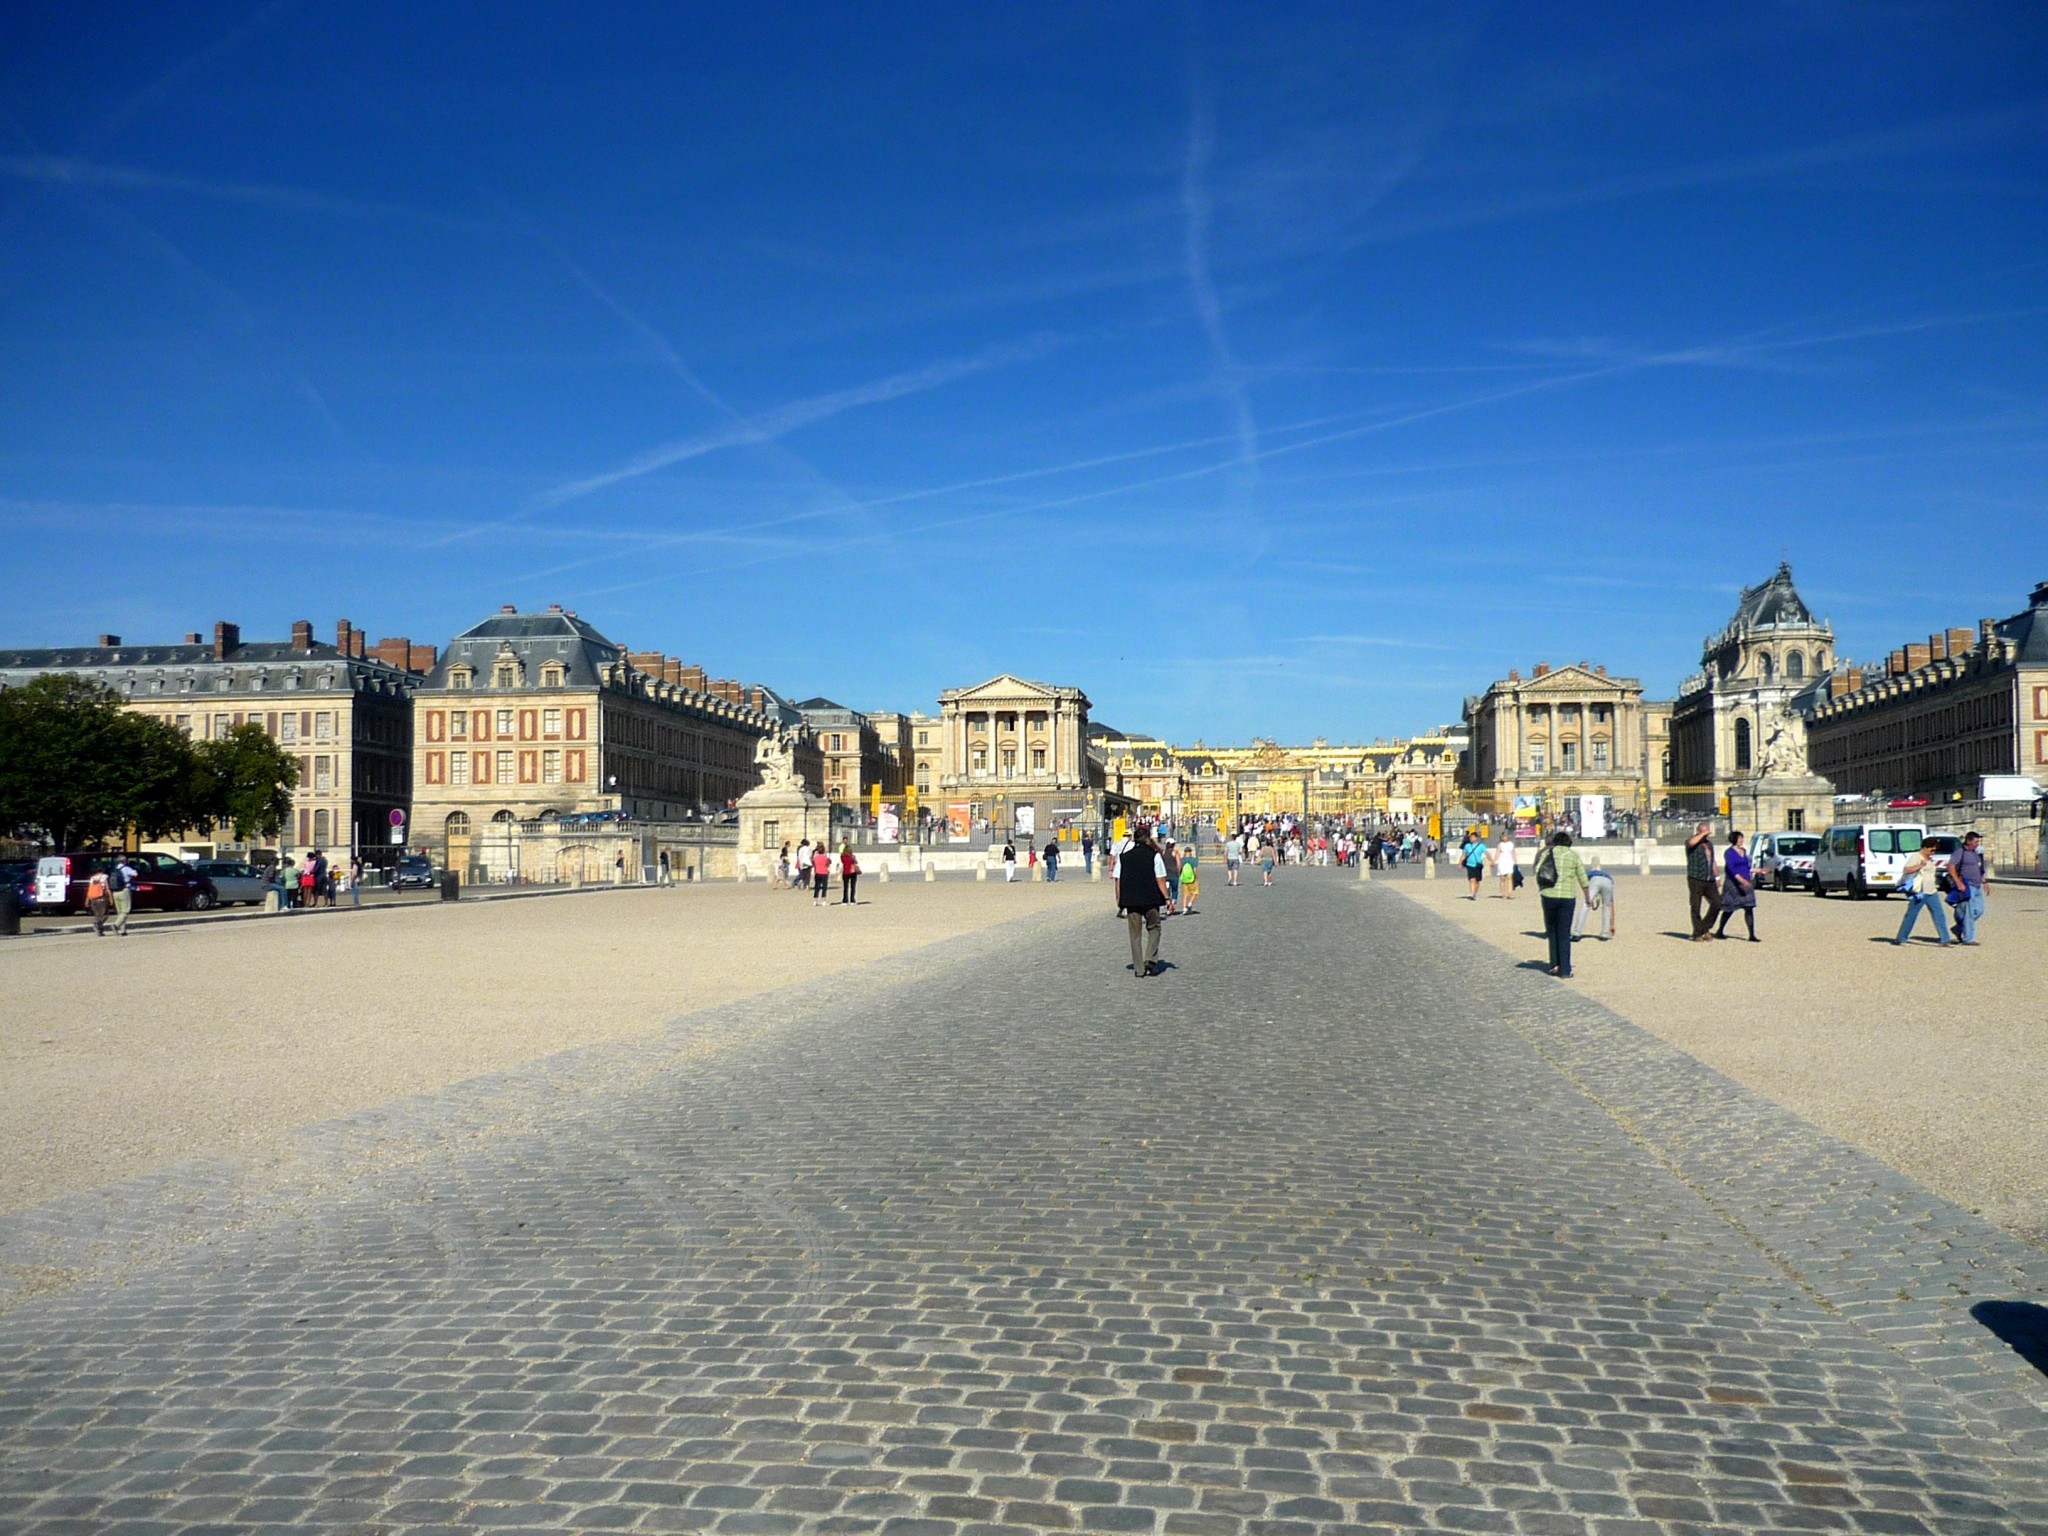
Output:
[440,871,461,902]
[0,888,20,936]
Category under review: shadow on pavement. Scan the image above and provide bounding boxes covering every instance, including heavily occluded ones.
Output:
[1971,1300,2048,1380]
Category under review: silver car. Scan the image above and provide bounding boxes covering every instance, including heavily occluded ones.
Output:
[1753,831,1821,891]
[191,860,285,907]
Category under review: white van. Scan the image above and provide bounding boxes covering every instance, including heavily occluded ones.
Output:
[1812,822,1926,900]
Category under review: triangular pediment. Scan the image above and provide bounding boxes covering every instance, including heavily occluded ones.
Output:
[1520,665,1616,693]
[949,674,1058,701]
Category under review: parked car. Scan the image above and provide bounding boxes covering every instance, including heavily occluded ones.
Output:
[33,852,219,913]
[389,853,437,890]
[1,858,39,913]
[190,859,284,907]
[1812,822,1926,899]
[1753,831,1822,890]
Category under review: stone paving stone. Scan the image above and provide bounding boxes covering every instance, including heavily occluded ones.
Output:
[1,876,2045,1533]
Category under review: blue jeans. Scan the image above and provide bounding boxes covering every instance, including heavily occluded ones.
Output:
[1894,891,1951,944]
[1957,884,1984,942]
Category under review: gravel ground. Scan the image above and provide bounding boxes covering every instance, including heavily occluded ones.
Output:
[0,877,1098,1213]
[1388,865,2048,1248]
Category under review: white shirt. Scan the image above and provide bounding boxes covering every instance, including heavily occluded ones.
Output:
[1494,842,1517,871]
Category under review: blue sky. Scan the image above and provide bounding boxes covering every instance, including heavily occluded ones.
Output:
[4,3,2044,743]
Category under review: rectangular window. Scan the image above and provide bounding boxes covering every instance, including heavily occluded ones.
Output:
[1001,749,1016,778]
[279,714,298,742]
[496,709,514,737]
[972,749,987,771]
[542,749,562,784]
[1786,809,1805,831]
[916,730,928,746]
[542,708,561,736]
[213,713,231,738]
[450,711,467,739]
[1032,748,1046,772]
[497,750,514,785]
[1591,740,1610,770]
[1561,741,1578,772]
[314,757,332,792]
[1528,745,1547,773]
[451,753,470,787]
[314,712,333,742]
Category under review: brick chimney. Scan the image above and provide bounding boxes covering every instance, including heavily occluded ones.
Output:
[1532,662,1549,677]
[290,620,314,651]
[184,631,203,645]
[1507,669,1520,681]
[1828,674,1849,699]
[1946,627,1973,657]
[1846,666,1864,692]
[213,621,241,659]
[1887,649,1906,677]
[1594,664,1606,677]
[336,618,355,655]
[1904,642,1931,670]
[97,633,121,647]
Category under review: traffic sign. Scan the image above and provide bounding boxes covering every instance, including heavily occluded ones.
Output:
[389,809,406,826]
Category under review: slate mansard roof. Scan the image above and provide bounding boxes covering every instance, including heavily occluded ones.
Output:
[0,638,413,696]
[423,609,623,691]
[1731,562,1821,633]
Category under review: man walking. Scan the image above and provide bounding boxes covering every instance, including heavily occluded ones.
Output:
[108,855,138,935]
[1950,830,1986,945]
[1043,839,1060,882]
[1118,825,1172,979]
[1081,831,1094,877]
[1002,838,1017,882]
[1684,821,1719,941]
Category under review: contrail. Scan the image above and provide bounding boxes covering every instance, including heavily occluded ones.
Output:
[1181,79,1259,476]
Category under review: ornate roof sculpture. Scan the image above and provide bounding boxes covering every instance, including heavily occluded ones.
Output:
[1732,562,1815,630]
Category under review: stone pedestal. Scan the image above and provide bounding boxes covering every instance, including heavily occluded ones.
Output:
[1423,858,1436,880]
[1730,775,1834,837]
[736,783,831,876]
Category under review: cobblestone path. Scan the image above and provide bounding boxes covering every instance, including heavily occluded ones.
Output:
[4,874,2046,1534]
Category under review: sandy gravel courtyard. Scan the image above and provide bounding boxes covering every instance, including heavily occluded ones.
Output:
[0,878,1098,1213]
[1388,867,2048,1248]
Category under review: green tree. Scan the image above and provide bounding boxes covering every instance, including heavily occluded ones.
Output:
[194,722,299,841]
[0,675,200,848]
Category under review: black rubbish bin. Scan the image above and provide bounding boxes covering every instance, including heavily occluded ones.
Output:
[0,887,19,937]
[440,871,461,902]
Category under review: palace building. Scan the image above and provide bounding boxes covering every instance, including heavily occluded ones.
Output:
[1085,727,1469,825]
[934,675,1116,836]
[1804,578,2048,801]
[0,618,430,859]
[413,606,806,877]
[1461,662,1652,818]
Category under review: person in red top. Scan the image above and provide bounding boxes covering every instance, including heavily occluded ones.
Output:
[810,842,831,906]
[838,842,860,905]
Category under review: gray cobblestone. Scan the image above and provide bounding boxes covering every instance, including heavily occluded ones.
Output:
[1,877,2045,1532]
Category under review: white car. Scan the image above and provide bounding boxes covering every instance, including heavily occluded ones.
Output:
[1753,831,1821,890]
[1813,822,1927,900]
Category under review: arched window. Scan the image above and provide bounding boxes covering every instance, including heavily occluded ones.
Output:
[1734,718,1752,771]
[1786,651,1805,679]
[445,810,470,835]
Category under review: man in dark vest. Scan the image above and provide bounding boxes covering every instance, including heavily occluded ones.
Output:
[1118,824,1172,979]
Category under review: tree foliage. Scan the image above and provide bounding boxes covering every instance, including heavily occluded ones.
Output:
[0,676,295,848]
[194,722,299,840]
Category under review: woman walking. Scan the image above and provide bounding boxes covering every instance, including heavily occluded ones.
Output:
[1259,836,1277,887]
[1493,834,1518,899]
[1535,830,1590,978]
[1715,830,1759,941]
[810,842,831,906]
[838,841,860,904]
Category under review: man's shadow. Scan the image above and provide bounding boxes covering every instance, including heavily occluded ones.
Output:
[1972,1300,2048,1380]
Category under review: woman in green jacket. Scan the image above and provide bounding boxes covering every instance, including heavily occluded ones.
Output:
[1537,830,1591,978]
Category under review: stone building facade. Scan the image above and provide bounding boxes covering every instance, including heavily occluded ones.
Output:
[936,675,1103,836]
[1461,662,1651,817]
[0,618,428,859]
[1668,565,1836,831]
[908,711,944,804]
[795,698,888,804]
[1804,578,2048,800]
[413,606,798,876]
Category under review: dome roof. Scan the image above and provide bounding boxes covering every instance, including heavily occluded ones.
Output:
[1734,563,1815,630]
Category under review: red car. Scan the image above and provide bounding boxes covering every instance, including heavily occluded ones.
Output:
[34,852,219,914]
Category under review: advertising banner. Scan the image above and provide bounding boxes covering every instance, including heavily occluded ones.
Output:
[1014,805,1036,837]
[947,802,972,840]
[1578,795,1607,841]
[877,806,900,843]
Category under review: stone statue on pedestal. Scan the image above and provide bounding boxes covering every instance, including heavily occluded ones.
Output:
[753,728,800,791]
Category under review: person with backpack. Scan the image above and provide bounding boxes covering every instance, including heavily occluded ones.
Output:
[1462,833,1488,898]
[1534,830,1591,978]
[85,865,112,936]
[1118,824,1172,979]
[109,855,138,935]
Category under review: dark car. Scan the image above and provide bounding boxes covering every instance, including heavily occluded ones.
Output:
[1,859,37,914]
[36,852,218,913]
[389,853,437,890]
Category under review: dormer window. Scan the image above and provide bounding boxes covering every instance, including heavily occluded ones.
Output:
[494,662,519,688]
[541,661,565,688]
[449,666,474,690]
